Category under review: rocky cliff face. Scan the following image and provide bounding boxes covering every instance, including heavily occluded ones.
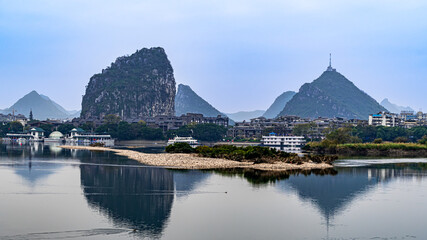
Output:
[279,70,386,120]
[81,47,176,120]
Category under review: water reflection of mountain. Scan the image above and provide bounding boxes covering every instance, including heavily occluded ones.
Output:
[0,142,67,159]
[278,164,427,224]
[80,165,209,238]
[209,168,338,185]
[80,165,174,237]
[0,143,68,185]
[172,170,209,194]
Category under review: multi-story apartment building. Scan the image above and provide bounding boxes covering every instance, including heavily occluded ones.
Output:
[369,111,427,128]
[261,133,306,153]
[368,112,398,127]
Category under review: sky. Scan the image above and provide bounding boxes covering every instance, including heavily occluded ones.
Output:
[1,0,426,113]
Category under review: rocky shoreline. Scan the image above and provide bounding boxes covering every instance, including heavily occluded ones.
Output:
[59,145,333,171]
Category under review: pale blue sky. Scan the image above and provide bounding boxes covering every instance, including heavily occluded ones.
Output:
[1,0,426,113]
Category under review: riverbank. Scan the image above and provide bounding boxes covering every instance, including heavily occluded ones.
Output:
[305,142,427,157]
[59,145,333,171]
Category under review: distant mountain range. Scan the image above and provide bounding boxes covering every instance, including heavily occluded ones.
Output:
[279,68,386,120]
[380,98,414,114]
[3,54,409,123]
[262,91,296,119]
[226,110,265,122]
[1,90,79,120]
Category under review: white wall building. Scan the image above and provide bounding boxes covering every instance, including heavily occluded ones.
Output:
[261,133,306,153]
[368,112,397,127]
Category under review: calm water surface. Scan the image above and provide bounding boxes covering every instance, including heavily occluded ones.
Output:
[1,143,427,240]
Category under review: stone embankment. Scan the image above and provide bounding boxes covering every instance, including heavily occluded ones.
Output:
[59,145,333,171]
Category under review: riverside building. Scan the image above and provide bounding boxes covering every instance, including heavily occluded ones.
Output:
[261,133,306,153]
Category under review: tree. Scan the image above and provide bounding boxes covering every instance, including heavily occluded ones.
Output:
[57,124,75,135]
[393,136,409,143]
[29,109,33,121]
[39,123,54,136]
[325,127,362,144]
[166,125,192,139]
[103,114,121,125]
[8,121,24,133]
[293,123,313,136]
[80,122,95,132]
[192,124,227,142]
[139,126,164,140]
[418,135,427,145]
[117,121,137,140]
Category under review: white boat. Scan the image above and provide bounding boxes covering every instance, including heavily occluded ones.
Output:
[167,136,200,146]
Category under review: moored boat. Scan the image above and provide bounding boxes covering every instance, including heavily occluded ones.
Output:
[167,136,200,147]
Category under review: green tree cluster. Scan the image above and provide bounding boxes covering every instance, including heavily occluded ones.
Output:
[166,123,227,142]
[95,121,164,140]
[0,121,24,137]
[352,126,427,143]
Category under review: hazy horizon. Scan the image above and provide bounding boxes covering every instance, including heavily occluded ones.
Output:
[1,0,426,113]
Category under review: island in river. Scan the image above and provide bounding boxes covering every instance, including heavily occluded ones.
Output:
[59,145,333,171]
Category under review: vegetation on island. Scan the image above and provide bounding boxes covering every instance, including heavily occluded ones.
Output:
[166,143,337,164]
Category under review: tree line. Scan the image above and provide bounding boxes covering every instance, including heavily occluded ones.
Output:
[1,116,227,142]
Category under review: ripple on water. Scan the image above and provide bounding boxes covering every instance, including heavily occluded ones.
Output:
[0,228,131,240]
[334,158,427,167]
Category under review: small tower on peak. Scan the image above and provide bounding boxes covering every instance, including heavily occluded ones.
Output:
[326,53,336,72]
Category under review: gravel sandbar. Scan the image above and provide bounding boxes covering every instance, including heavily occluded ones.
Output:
[59,145,333,171]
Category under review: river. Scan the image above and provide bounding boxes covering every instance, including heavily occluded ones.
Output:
[1,142,427,239]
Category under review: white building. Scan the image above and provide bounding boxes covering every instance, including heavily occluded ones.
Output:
[5,127,45,142]
[261,133,306,153]
[66,128,114,146]
[368,112,397,127]
[44,131,64,143]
